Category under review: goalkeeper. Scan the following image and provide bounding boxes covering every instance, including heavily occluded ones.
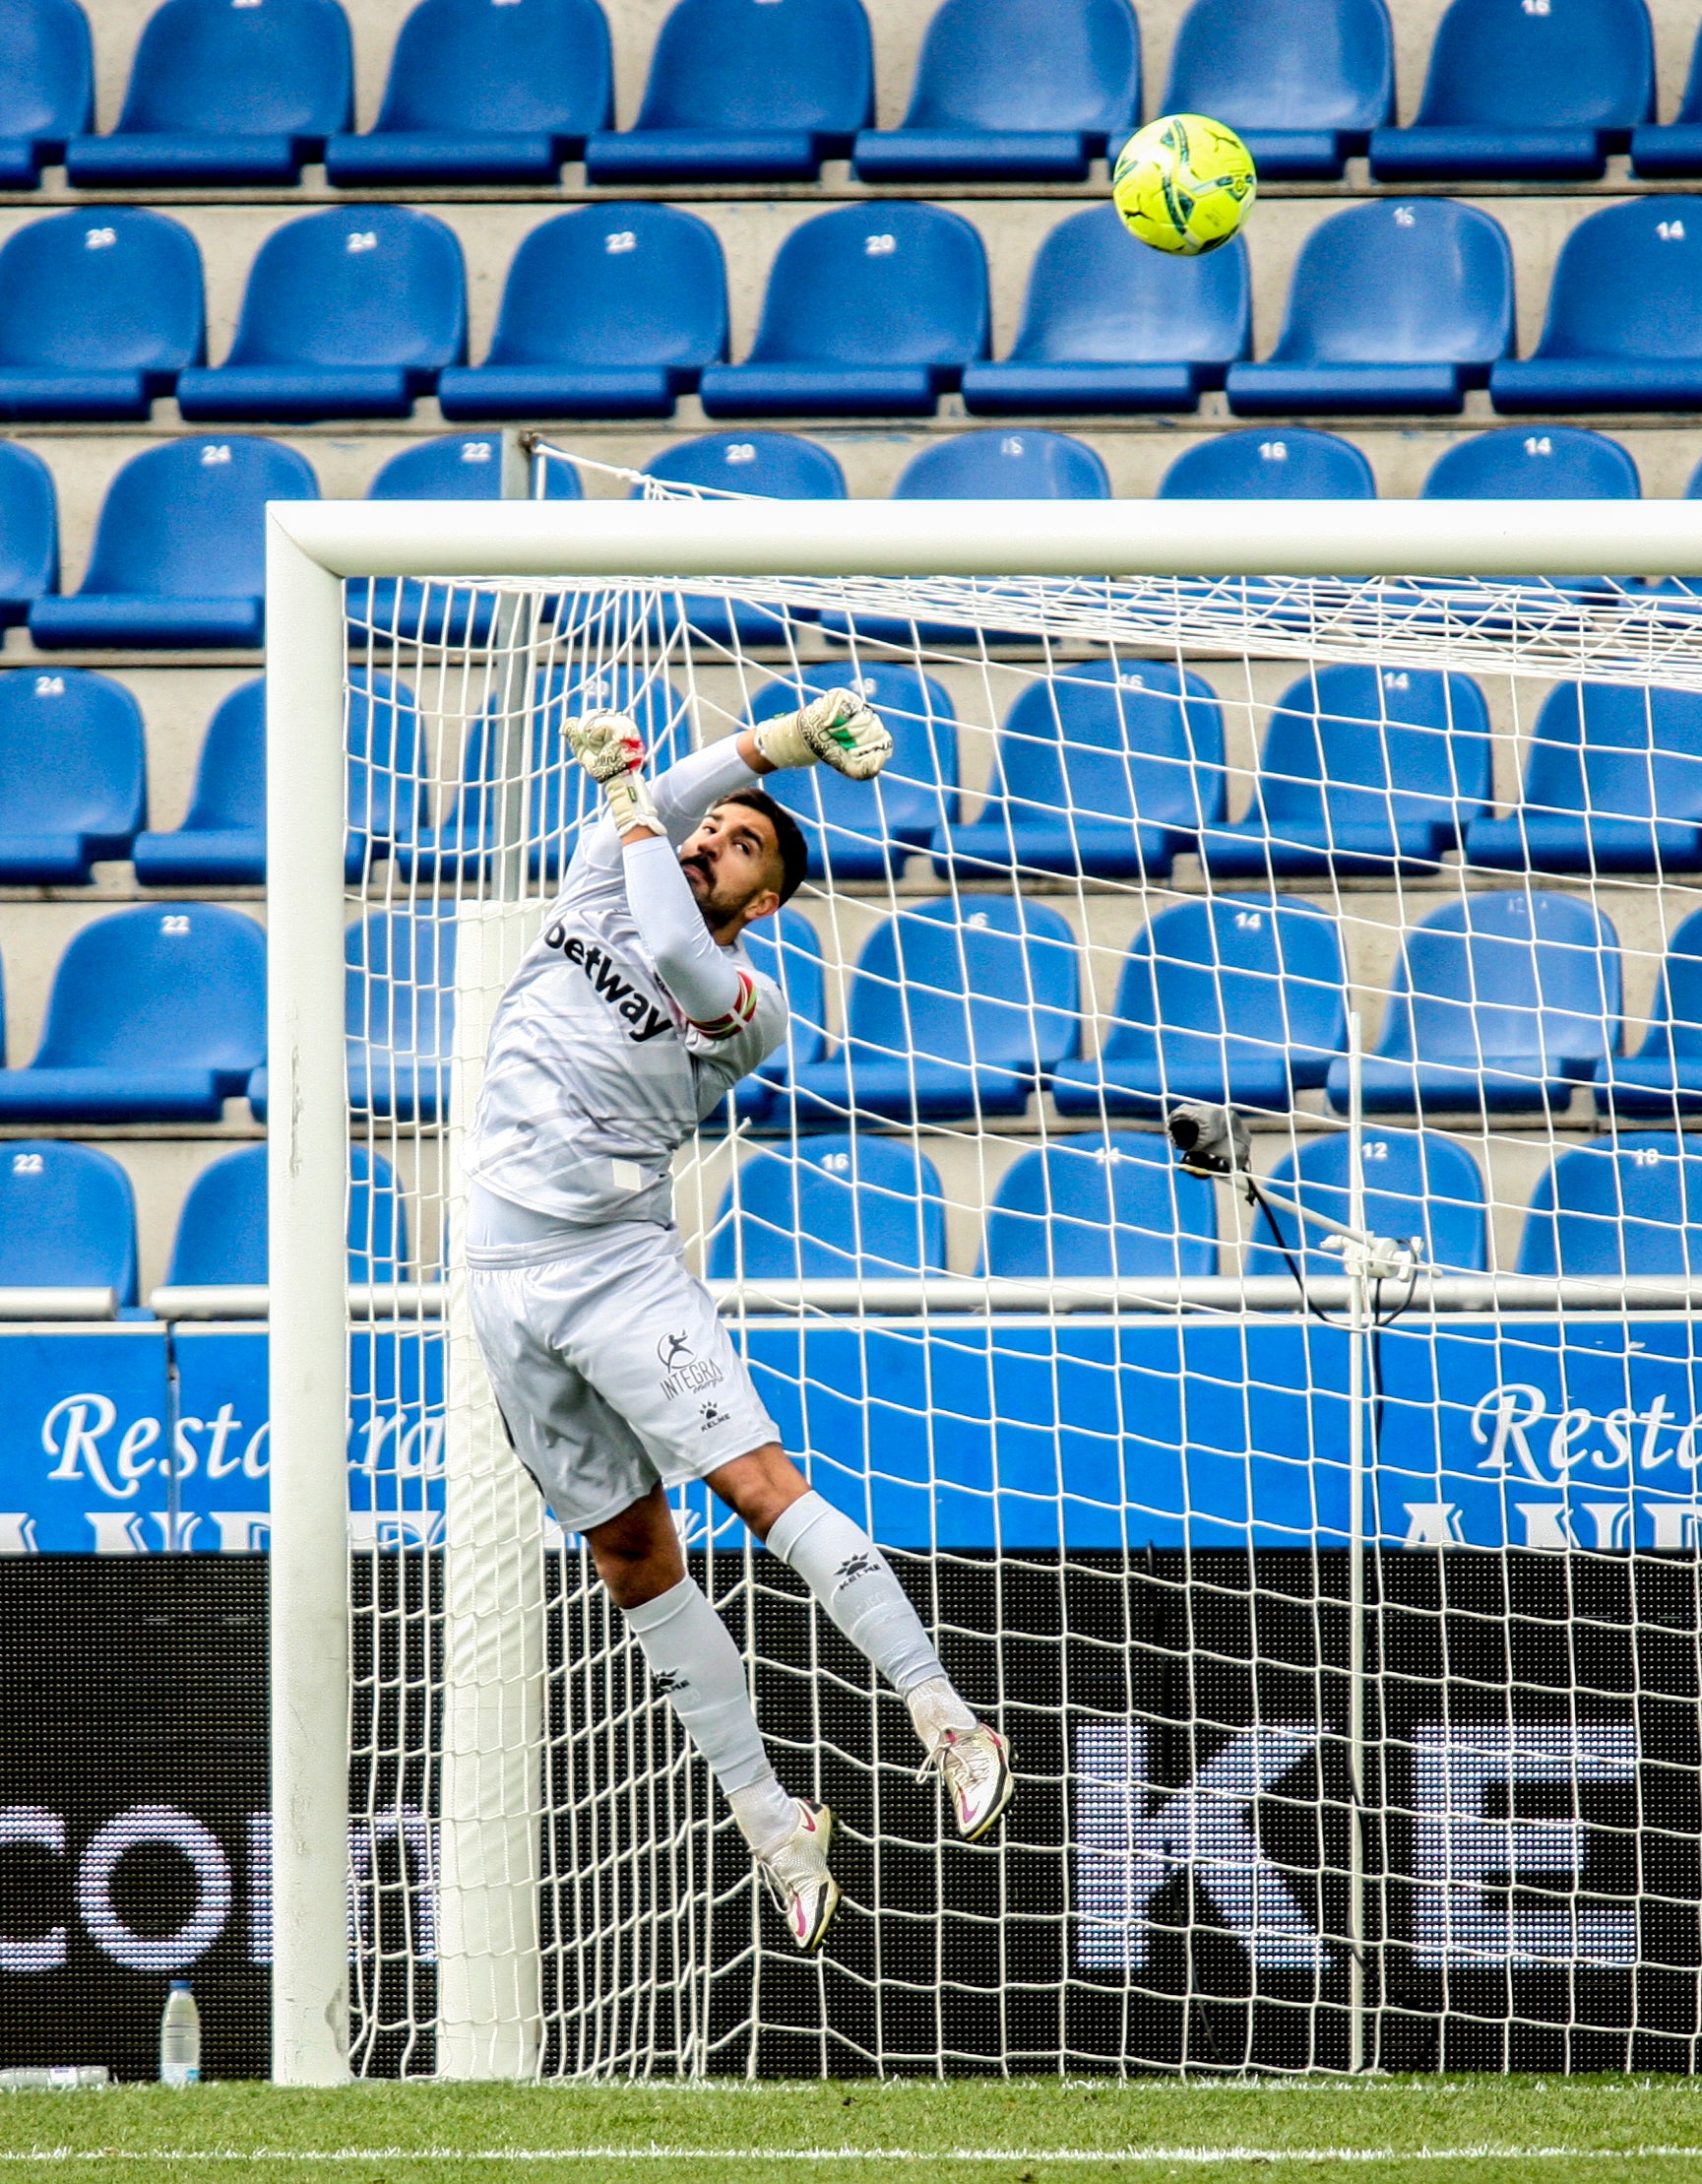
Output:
[465,689,1013,1957]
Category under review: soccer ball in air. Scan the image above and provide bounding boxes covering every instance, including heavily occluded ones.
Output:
[1112,114,1257,256]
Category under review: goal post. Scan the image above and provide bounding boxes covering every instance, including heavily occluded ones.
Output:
[267,491,1702,2088]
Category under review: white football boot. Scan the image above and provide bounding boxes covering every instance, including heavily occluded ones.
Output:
[922,1724,1015,1843]
[754,1798,840,1955]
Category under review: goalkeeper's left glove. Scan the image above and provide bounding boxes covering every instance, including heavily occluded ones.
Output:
[754,688,893,780]
[566,709,667,838]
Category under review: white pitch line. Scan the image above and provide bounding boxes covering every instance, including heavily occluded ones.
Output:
[8,2149,1702,2166]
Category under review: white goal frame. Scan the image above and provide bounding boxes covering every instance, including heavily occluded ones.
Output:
[265,494,1702,2087]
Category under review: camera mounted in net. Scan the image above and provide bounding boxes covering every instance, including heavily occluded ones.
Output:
[1166,1101,1251,1185]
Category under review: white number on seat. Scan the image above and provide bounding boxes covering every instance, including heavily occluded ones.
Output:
[1118,674,1147,689]
[1233,910,1264,930]
[460,440,493,463]
[1259,440,1288,461]
[1364,1139,1390,1161]
[967,910,989,929]
[1000,436,1025,457]
[33,675,63,695]
[11,1153,42,1175]
[1660,219,1687,242]
[347,231,379,254]
[1522,0,1550,14]
[1525,435,1552,456]
[84,226,116,251]
[725,443,757,464]
[822,1150,851,1172]
[604,230,637,254]
[864,233,897,256]
[1394,205,1417,226]
[161,914,191,935]
[1632,1146,1665,1165]
[201,444,232,466]
[1382,671,1410,689]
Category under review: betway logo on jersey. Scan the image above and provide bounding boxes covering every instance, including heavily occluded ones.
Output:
[543,925,671,1044]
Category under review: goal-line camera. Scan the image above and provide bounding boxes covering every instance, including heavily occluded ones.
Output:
[1165,1100,1250,1183]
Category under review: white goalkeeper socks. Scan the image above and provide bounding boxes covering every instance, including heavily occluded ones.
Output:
[767,1493,974,1732]
[622,1576,796,1857]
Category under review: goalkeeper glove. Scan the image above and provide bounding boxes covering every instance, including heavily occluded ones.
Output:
[566,709,667,839]
[754,688,893,780]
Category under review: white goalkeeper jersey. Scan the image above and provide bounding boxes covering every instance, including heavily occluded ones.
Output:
[466,740,788,1230]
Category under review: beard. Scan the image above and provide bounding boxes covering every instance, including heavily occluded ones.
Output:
[680,849,743,933]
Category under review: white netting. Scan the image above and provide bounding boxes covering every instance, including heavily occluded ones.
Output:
[332,472,1702,2079]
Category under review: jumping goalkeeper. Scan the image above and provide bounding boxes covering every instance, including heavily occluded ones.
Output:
[464,690,1014,1955]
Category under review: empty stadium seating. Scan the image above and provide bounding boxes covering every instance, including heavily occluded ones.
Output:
[164,1141,405,1286]
[789,898,1078,1124]
[1051,895,1349,1118]
[1244,1127,1489,1277]
[1595,908,1702,1117]
[725,907,829,1123]
[66,0,352,186]
[1227,199,1514,416]
[345,910,454,1124]
[1518,1133,1702,1276]
[754,668,957,880]
[710,1133,948,1280]
[0,207,202,422]
[0,0,92,188]
[0,443,57,625]
[1490,198,1702,413]
[1632,22,1702,175]
[1370,0,1653,181]
[896,428,1109,500]
[0,1141,138,1305]
[0,667,146,884]
[852,0,1139,181]
[438,206,727,422]
[0,904,265,1123]
[698,202,988,418]
[1157,427,1377,499]
[1421,424,1642,500]
[963,211,1249,416]
[587,0,871,183]
[30,436,317,650]
[176,207,465,423]
[932,660,1225,880]
[1198,665,1492,878]
[1332,890,1621,1116]
[1466,682,1702,874]
[981,1132,1220,1279]
[1163,0,1393,179]
[324,0,611,186]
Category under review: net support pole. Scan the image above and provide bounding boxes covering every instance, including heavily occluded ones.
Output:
[266,513,354,2086]
[1345,1012,1368,2077]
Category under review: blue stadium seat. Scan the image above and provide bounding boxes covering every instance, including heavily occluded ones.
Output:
[0,903,265,1123]
[981,1132,1220,1280]
[1333,890,1620,1116]
[164,1141,405,1286]
[789,897,1079,1124]
[751,667,957,879]
[1518,1133,1702,1277]
[1246,1127,1487,1278]
[349,432,581,652]
[325,0,610,185]
[133,669,424,887]
[1422,424,1641,499]
[0,667,146,883]
[709,1133,947,1280]
[699,203,988,418]
[66,0,352,186]
[0,208,203,421]
[1632,26,1702,176]
[852,0,1139,182]
[1594,909,1702,1118]
[963,208,1249,416]
[1466,682,1702,876]
[0,1142,138,1305]
[628,432,844,647]
[1163,0,1393,180]
[1227,200,1514,416]
[0,442,57,626]
[896,428,1109,500]
[586,0,871,183]
[438,206,726,421]
[30,435,317,650]
[176,207,465,422]
[1490,199,1702,413]
[932,660,1226,880]
[1199,664,1492,879]
[346,911,454,1123]
[0,0,92,189]
[1051,895,1349,1119]
[1370,0,1652,182]
[1157,426,1376,498]
[725,907,829,1124]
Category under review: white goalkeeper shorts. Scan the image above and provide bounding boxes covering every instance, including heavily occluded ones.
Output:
[466,1219,779,1537]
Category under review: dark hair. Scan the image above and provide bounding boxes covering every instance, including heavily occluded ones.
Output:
[716,788,809,906]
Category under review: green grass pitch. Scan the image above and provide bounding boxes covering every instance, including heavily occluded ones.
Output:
[9,2077,1702,2184]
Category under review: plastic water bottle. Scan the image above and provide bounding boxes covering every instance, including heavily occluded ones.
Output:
[158,1982,200,2088]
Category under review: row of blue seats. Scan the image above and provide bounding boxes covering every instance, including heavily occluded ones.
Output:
[9,1122,1699,1307]
[17,0,1702,190]
[14,888,1702,1129]
[12,194,1702,424]
[5,417,1700,655]
[27,655,1702,893]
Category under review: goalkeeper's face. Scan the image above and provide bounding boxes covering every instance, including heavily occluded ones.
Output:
[678,802,784,939]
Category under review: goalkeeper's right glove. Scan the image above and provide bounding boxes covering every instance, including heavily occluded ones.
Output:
[566,710,667,838]
[754,688,893,780]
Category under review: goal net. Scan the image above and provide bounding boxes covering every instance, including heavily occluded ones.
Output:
[268,474,1702,2084]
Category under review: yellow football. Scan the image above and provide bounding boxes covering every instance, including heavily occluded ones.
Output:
[1112,112,1257,257]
